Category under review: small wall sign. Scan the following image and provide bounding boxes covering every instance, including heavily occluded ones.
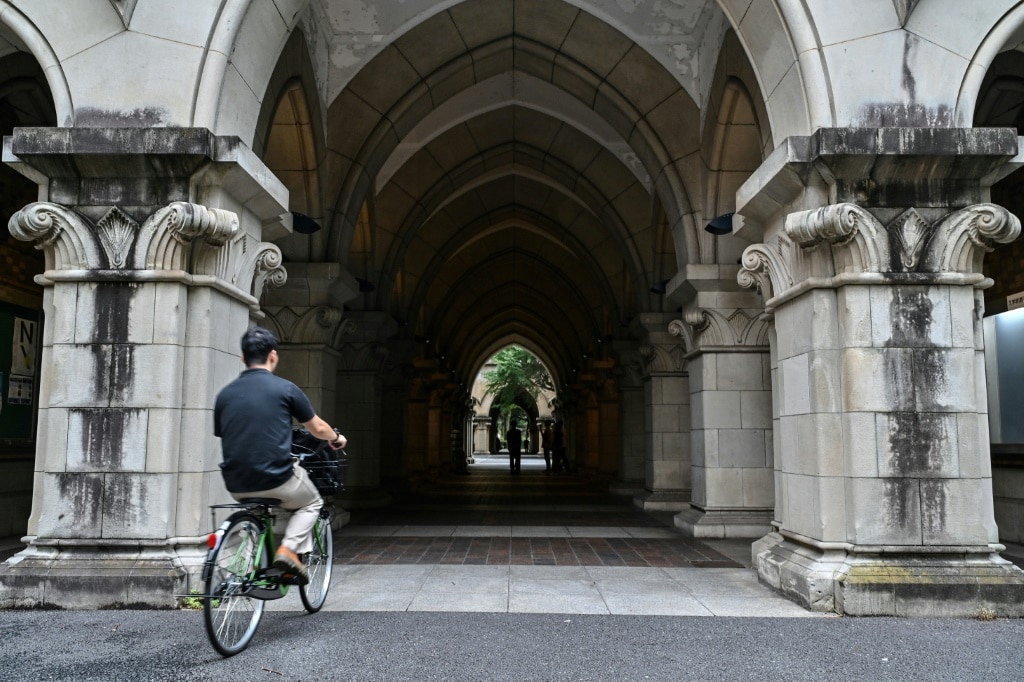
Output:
[1009,291,1024,311]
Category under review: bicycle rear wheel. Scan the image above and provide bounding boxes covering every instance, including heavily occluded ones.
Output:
[300,508,334,612]
[203,514,268,656]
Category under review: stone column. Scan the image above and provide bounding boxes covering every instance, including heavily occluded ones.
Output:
[672,297,774,538]
[262,262,358,421]
[262,263,362,518]
[404,385,429,474]
[0,127,288,607]
[332,312,397,508]
[737,128,1024,616]
[631,313,691,511]
[381,339,414,479]
[610,353,644,496]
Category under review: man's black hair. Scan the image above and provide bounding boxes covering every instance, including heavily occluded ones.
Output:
[241,327,278,366]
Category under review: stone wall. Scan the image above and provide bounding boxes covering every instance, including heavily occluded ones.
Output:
[994,466,1024,544]
[0,458,31,537]
[988,169,1024,313]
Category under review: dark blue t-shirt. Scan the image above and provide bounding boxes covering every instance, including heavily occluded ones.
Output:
[214,368,316,493]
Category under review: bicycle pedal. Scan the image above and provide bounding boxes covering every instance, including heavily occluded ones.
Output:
[280,572,308,586]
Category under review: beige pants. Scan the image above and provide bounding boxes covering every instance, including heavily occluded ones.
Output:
[231,463,323,554]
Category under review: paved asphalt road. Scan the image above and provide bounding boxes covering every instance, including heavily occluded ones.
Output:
[2,609,1023,681]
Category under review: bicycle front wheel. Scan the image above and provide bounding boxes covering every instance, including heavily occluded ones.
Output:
[300,508,334,612]
[203,514,268,656]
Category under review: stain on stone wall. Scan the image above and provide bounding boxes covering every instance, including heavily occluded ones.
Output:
[920,479,949,538]
[85,283,139,483]
[857,103,952,129]
[55,472,102,529]
[885,412,945,476]
[883,478,916,531]
[91,283,136,401]
[102,474,144,535]
[77,408,143,470]
[881,284,950,540]
[75,107,167,128]
[887,287,934,346]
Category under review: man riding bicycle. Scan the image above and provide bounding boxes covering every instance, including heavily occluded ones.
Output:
[213,327,346,584]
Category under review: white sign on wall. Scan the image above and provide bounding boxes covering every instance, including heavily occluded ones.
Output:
[1009,291,1024,312]
[11,317,35,377]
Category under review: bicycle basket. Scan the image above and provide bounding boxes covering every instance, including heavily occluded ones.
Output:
[292,429,348,496]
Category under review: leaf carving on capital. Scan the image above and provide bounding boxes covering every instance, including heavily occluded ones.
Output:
[264,306,355,348]
[251,243,287,301]
[738,237,797,301]
[336,318,358,339]
[921,203,1021,275]
[274,306,343,345]
[338,342,390,373]
[635,341,685,376]
[785,203,889,275]
[95,206,138,269]
[669,316,698,352]
[7,202,102,270]
[680,308,770,349]
[134,201,238,272]
[889,208,931,270]
[315,306,343,329]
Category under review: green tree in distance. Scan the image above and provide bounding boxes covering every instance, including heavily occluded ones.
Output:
[484,345,553,437]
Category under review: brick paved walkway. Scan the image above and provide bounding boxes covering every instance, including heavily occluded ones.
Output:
[336,535,740,567]
[339,459,741,568]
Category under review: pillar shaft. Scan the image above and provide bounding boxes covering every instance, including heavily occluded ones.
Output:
[738,127,1024,616]
[631,313,691,511]
[0,128,288,607]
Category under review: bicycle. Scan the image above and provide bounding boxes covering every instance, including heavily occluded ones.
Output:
[200,444,342,657]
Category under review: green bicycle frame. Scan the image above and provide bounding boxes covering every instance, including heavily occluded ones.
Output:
[205,511,290,600]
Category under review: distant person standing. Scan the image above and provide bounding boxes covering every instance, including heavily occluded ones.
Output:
[552,420,569,473]
[507,419,522,474]
[541,421,553,472]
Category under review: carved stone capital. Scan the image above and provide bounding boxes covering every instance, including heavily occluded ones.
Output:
[9,202,101,270]
[263,305,344,345]
[922,203,1020,274]
[338,342,391,374]
[739,202,1020,307]
[633,341,686,378]
[134,201,238,272]
[676,307,770,351]
[738,235,800,303]
[6,200,291,304]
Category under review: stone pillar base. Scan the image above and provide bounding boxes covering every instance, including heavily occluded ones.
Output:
[0,539,206,609]
[332,509,352,529]
[674,505,772,539]
[755,532,1024,616]
[336,486,393,510]
[609,479,644,497]
[632,490,690,512]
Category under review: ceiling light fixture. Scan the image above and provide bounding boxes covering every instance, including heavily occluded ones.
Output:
[704,212,734,236]
[291,212,322,234]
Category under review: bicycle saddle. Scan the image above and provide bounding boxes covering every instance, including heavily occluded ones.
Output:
[236,497,282,506]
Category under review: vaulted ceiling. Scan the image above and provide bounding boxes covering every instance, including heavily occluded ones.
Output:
[264,0,758,386]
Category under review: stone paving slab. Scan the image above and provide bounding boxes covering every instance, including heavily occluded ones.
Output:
[265,564,830,617]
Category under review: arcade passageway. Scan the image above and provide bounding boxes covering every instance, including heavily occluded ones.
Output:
[266,455,819,616]
[6,0,1024,617]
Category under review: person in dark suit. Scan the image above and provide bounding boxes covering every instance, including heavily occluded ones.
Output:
[541,421,553,472]
[506,419,522,474]
[552,420,569,473]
